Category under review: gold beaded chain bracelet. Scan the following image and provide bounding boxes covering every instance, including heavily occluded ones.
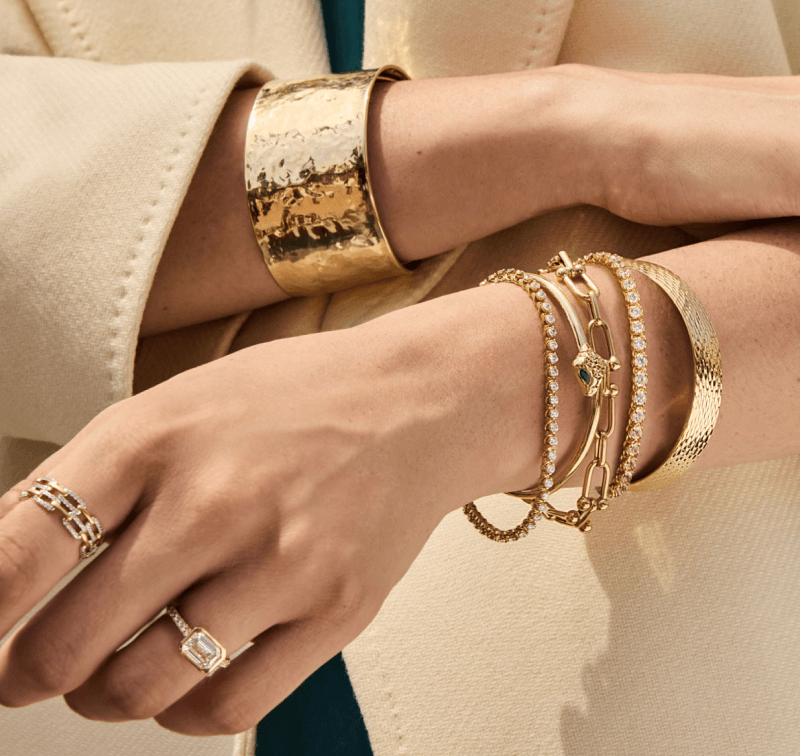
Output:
[462,269,563,541]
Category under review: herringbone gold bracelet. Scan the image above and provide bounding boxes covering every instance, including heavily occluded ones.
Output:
[623,259,722,491]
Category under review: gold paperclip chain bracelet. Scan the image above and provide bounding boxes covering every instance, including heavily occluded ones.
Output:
[532,251,623,534]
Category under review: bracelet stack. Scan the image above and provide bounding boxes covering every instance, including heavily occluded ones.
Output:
[463,269,562,540]
[463,250,722,542]
[240,64,722,542]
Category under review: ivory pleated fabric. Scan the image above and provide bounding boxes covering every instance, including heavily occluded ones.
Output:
[1,0,798,754]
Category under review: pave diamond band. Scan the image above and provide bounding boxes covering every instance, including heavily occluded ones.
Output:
[19,477,104,559]
[166,605,231,676]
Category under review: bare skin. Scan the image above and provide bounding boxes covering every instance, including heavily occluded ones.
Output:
[0,64,798,735]
[141,64,800,336]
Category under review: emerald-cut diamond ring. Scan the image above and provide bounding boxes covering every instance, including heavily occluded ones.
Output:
[166,605,232,676]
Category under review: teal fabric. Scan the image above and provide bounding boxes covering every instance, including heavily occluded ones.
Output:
[255,4,374,754]
[319,0,365,73]
[254,652,373,756]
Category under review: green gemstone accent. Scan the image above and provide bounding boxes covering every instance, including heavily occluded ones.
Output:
[579,368,591,384]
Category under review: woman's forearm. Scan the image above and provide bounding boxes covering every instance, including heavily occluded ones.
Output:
[636,220,800,474]
[139,87,275,339]
[140,70,596,338]
[352,219,798,509]
[141,65,800,339]
[365,71,598,263]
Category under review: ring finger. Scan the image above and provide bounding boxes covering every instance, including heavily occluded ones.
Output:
[0,455,260,708]
[61,559,307,726]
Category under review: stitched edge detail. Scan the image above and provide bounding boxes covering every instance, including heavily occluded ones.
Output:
[376,647,407,754]
[106,86,207,405]
[55,0,99,60]
[232,726,258,756]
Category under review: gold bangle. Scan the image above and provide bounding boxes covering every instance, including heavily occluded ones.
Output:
[244,66,412,297]
[623,259,722,491]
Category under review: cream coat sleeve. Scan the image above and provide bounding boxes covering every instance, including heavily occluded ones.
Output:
[0,54,271,446]
[0,3,328,753]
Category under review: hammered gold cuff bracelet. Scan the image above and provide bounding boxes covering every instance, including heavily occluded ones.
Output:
[245,66,412,297]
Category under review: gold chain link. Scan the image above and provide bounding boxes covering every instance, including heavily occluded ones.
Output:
[529,251,623,534]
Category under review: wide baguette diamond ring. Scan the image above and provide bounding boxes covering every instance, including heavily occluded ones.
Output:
[19,476,104,560]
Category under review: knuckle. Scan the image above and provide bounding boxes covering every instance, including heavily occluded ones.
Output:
[284,531,381,627]
[553,62,593,79]
[178,485,243,550]
[92,399,161,478]
[96,667,169,721]
[204,696,261,736]
[157,696,259,737]
[0,483,27,518]
[12,633,82,697]
[317,571,371,625]
[0,531,37,607]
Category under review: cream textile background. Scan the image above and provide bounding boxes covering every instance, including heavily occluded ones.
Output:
[2,0,800,754]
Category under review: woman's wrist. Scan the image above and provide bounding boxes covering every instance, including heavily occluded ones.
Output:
[552,64,800,226]
[143,69,600,338]
[366,68,603,264]
[349,262,694,519]
[349,276,600,513]
[141,86,287,339]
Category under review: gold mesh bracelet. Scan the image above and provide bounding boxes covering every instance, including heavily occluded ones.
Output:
[625,259,722,491]
[245,66,412,297]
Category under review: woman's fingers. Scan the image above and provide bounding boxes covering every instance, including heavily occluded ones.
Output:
[0,447,146,642]
[62,561,304,728]
[155,617,353,737]
[0,325,460,734]
[0,503,212,707]
[0,446,69,521]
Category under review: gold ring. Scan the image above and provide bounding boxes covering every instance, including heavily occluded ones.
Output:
[166,605,231,676]
[19,476,104,559]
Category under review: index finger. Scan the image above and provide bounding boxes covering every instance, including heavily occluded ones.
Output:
[0,439,142,643]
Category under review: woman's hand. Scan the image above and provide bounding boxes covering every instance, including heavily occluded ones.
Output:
[1,220,796,734]
[0,284,556,735]
[550,64,800,226]
[144,65,800,338]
